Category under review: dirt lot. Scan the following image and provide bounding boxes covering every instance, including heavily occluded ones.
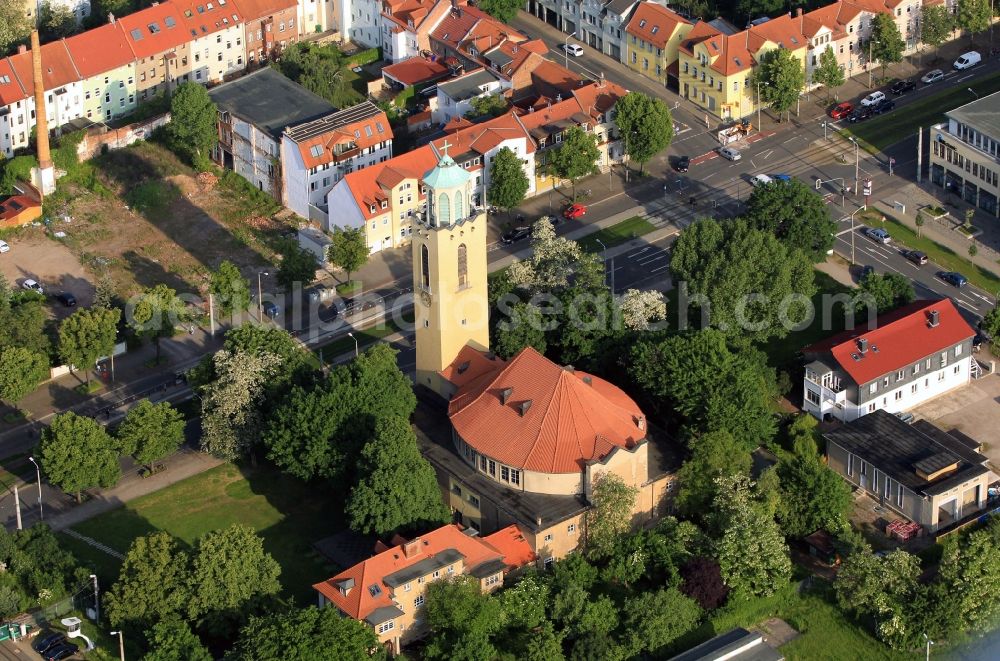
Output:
[40,140,287,300]
[0,231,94,317]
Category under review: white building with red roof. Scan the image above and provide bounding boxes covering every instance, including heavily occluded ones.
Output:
[802,299,978,423]
[313,523,534,654]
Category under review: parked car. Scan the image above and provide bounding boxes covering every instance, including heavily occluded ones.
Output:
[865,227,891,244]
[34,633,66,654]
[902,249,928,265]
[937,271,968,287]
[44,643,77,661]
[674,155,690,172]
[0,240,9,253]
[21,278,43,295]
[718,146,741,161]
[500,226,531,244]
[873,100,896,115]
[750,173,773,187]
[953,51,982,70]
[772,173,792,182]
[848,107,874,123]
[261,301,280,319]
[921,69,945,84]
[55,292,77,307]
[563,203,587,220]
[890,79,916,95]
[563,43,584,57]
[829,102,853,120]
[861,91,886,107]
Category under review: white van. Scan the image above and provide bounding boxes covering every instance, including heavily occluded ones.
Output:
[954,51,982,70]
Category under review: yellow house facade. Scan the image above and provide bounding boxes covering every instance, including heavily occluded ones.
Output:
[623,2,692,89]
[678,13,807,120]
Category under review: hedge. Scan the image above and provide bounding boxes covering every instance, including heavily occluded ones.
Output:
[346,47,381,67]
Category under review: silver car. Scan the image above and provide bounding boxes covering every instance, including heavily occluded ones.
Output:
[719,146,742,161]
[921,69,944,84]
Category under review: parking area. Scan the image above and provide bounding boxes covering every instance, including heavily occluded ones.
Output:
[0,232,94,314]
[912,370,1000,471]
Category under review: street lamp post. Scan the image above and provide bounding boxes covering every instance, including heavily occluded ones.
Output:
[849,137,860,197]
[347,332,359,358]
[756,80,762,129]
[27,456,42,521]
[563,31,578,69]
[968,87,980,99]
[110,630,125,661]
[923,633,934,661]
[256,270,269,322]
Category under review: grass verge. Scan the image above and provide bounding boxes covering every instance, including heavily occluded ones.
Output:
[578,216,656,253]
[315,310,415,360]
[844,71,1000,152]
[66,463,341,603]
[859,209,1000,292]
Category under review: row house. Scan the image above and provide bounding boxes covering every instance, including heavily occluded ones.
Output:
[173,0,247,85]
[677,13,807,120]
[349,0,384,47]
[852,0,923,53]
[429,4,528,74]
[313,524,535,655]
[379,0,453,63]
[281,100,393,221]
[240,0,299,66]
[799,2,873,88]
[802,299,977,423]
[119,3,191,103]
[624,2,692,89]
[64,22,139,123]
[296,0,343,34]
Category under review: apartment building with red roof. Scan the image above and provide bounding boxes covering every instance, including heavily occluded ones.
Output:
[802,299,978,423]
[380,0,455,62]
[118,2,190,102]
[64,21,139,124]
[238,0,298,65]
[171,0,247,85]
[429,3,528,74]
[624,2,692,89]
[313,523,534,654]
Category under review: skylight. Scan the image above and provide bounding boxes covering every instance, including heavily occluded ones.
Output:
[368,584,382,597]
[310,145,322,157]
[652,26,659,34]
[376,122,385,133]
[185,9,192,16]
[197,5,205,13]
[639,19,646,27]
[130,28,143,40]
[165,16,176,27]
[0,76,9,84]
[365,125,373,137]
[148,22,161,34]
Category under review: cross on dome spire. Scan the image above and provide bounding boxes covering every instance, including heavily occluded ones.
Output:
[440,140,451,158]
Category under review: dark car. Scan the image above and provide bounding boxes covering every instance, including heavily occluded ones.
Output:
[848,107,874,123]
[902,249,928,265]
[44,643,77,661]
[34,633,66,654]
[55,292,77,307]
[261,301,279,319]
[873,100,896,114]
[674,155,690,172]
[890,79,916,95]
[500,226,531,245]
[937,271,968,287]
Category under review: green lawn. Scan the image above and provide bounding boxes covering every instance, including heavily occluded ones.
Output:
[66,463,341,603]
[315,309,415,360]
[859,209,1000,292]
[577,216,656,253]
[845,71,1000,152]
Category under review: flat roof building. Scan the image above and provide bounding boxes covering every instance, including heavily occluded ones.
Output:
[929,90,1000,217]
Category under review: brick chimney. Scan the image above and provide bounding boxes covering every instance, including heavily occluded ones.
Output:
[402,539,421,558]
[29,30,55,197]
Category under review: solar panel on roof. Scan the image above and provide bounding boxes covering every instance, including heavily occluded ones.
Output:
[285,102,387,142]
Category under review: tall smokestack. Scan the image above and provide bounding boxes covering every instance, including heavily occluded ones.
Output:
[30,30,55,197]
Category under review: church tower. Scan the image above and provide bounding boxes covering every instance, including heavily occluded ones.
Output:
[413,143,489,396]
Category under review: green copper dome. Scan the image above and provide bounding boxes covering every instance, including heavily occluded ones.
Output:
[422,150,471,191]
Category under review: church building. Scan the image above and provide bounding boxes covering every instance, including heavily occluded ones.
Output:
[411,146,677,564]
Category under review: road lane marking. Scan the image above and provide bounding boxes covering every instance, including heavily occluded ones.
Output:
[651,263,671,273]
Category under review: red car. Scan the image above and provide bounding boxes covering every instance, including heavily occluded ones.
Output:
[829,102,853,120]
[563,203,587,220]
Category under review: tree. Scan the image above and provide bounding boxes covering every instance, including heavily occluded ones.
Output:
[187,524,281,620]
[714,475,791,600]
[0,347,49,409]
[745,178,835,261]
[346,415,450,536]
[39,2,77,41]
[493,302,548,359]
[468,93,509,118]
[622,588,701,656]
[129,284,185,362]
[836,549,921,648]
[936,520,1000,634]
[921,6,955,57]
[326,227,369,284]
[167,83,218,165]
[680,556,730,611]
[983,305,1000,341]
[0,296,52,358]
[200,349,282,461]
[676,430,752,518]
[39,412,121,503]
[776,418,852,537]
[546,126,600,200]
[866,13,906,79]
[106,533,192,628]
[58,306,120,385]
[585,472,638,558]
[736,0,783,23]
[264,344,415,480]
[630,329,778,449]
[0,0,31,54]
[209,260,250,318]
[498,574,550,631]
[226,605,386,661]
[957,0,991,41]
[276,239,317,290]
[488,146,530,214]
[856,271,915,313]
[222,324,312,388]
[915,210,926,237]
[614,92,674,174]
[142,618,212,661]
[812,46,845,99]
[423,576,504,660]
[478,0,521,22]
[669,218,816,343]
[274,43,362,108]
[749,48,804,121]
[116,399,185,469]
[618,289,667,331]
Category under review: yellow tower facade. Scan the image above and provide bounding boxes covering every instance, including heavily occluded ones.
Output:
[413,144,490,396]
